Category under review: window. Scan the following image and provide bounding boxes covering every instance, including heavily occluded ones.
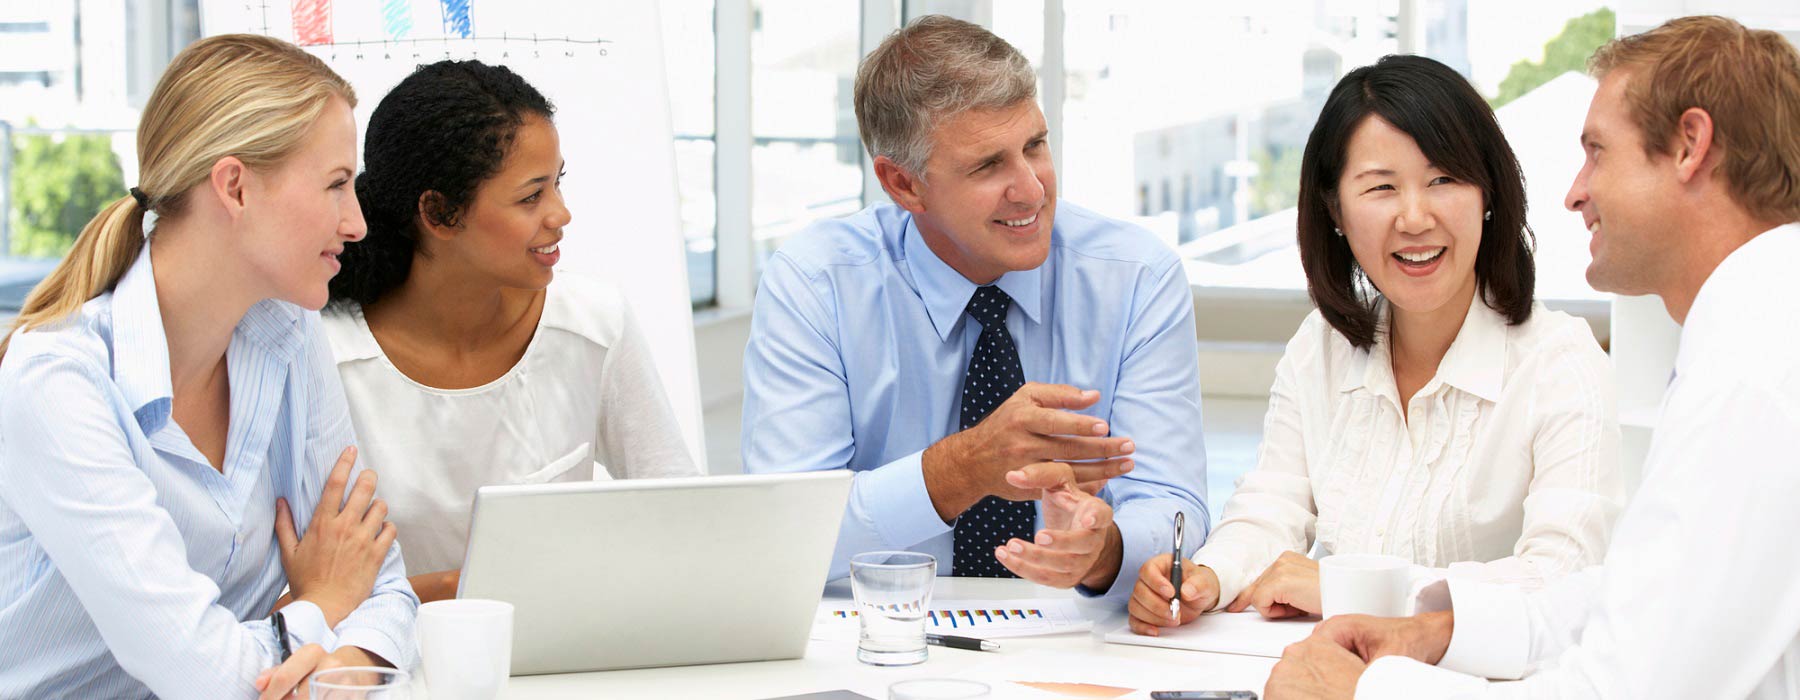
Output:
[1061,2,1399,285]
[1052,1,1789,302]
[748,0,863,264]
[1428,0,1614,302]
[661,1,719,307]
[13,2,1800,316]
[0,1,199,311]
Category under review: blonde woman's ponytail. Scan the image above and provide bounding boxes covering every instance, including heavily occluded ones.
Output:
[0,195,146,358]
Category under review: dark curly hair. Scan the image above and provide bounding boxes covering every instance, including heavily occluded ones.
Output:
[329,60,554,307]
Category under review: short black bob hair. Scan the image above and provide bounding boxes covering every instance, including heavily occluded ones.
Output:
[1296,54,1534,350]
[329,60,555,308]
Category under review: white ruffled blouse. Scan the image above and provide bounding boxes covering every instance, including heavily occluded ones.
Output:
[1192,295,1624,608]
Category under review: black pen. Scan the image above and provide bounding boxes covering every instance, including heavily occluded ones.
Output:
[1169,511,1185,622]
[271,610,292,662]
[927,633,999,652]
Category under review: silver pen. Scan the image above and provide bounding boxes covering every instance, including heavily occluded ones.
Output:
[1168,511,1185,622]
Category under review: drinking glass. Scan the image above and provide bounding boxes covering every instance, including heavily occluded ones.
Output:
[849,551,937,666]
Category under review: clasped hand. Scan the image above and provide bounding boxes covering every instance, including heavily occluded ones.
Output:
[1264,611,1455,699]
[273,446,396,627]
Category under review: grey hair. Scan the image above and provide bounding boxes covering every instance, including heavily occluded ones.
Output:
[854,15,1037,179]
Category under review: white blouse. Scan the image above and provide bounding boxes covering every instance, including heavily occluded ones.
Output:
[1191,295,1623,609]
[322,273,699,575]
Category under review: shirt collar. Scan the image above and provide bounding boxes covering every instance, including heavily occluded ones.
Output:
[903,215,1044,342]
[1676,222,1800,376]
[1337,292,1507,403]
[108,244,308,432]
[1433,293,1508,402]
[109,244,174,430]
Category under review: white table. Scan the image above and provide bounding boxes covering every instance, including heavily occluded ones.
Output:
[420,578,1278,699]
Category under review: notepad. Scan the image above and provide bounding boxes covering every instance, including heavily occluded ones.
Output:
[1102,611,1317,658]
[812,598,1092,640]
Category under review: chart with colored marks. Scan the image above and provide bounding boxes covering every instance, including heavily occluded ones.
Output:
[814,598,1092,640]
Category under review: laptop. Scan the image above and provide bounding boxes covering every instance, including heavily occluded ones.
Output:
[456,470,853,675]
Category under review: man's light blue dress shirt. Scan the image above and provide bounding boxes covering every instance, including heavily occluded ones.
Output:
[0,245,418,698]
[742,201,1209,601]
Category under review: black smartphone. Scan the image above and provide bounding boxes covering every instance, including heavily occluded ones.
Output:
[1149,692,1260,700]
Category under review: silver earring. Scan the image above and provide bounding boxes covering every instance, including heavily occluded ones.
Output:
[1484,210,1492,221]
[1333,227,1344,237]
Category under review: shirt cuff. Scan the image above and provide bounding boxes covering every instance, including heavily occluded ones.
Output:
[1438,578,1530,680]
[279,601,340,652]
[1409,565,1448,615]
[861,450,953,549]
[1190,548,1252,612]
[1078,500,1198,603]
[335,626,407,670]
[1357,656,1489,699]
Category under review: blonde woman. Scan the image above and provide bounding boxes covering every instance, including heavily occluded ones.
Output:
[0,35,415,698]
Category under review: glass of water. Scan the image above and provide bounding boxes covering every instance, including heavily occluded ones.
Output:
[849,551,937,666]
[308,666,410,700]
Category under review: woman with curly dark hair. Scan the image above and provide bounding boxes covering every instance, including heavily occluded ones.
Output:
[316,60,697,603]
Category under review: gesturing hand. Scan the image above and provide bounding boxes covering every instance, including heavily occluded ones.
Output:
[992,463,1122,589]
[924,383,1137,520]
[275,446,396,627]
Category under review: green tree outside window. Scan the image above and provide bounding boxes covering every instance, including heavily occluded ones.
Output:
[8,126,127,259]
[1492,8,1617,109]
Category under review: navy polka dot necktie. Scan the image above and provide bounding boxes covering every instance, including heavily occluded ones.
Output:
[951,285,1035,578]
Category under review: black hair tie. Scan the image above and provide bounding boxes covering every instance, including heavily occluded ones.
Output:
[129,187,150,209]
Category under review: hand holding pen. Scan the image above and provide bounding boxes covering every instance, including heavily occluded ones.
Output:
[1125,513,1222,636]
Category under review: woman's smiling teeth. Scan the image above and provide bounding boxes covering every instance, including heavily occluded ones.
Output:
[530,243,559,254]
[1393,247,1445,264]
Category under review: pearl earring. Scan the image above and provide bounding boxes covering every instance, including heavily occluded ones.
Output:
[1333,227,1344,237]
[1484,210,1492,221]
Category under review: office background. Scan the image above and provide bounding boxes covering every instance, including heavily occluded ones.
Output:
[3,0,1796,524]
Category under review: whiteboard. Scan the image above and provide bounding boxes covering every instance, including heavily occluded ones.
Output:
[199,0,706,469]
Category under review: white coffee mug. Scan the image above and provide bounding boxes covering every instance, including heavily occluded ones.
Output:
[418,599,513,700]
[1318,553,1411,619]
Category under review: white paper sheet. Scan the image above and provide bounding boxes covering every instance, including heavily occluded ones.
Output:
[945,649,1224,699]
[1103,612,1317,658]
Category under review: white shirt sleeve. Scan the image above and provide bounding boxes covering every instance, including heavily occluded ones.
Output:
[593,303,701,479]
[1361,379,1800,699]
[1190,320,1323,608]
